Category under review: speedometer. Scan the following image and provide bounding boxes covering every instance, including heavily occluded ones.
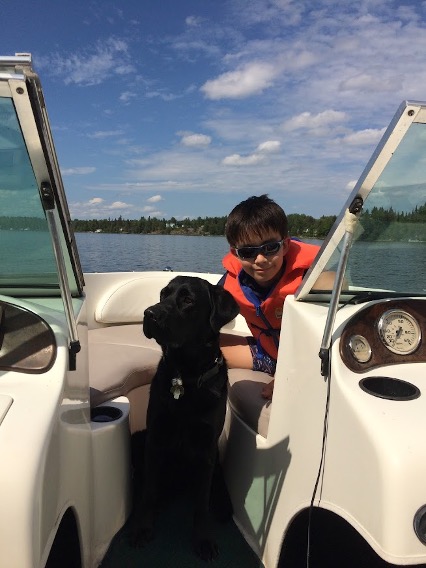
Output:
[378,309,421,355]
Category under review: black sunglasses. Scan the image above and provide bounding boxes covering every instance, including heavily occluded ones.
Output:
[234,239,284,260]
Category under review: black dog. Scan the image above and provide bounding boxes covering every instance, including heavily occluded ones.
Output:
[131,275,239,560]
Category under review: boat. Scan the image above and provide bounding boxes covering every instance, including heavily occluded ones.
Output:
[0,54,426,568]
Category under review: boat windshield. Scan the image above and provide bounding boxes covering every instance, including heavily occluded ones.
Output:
[297,101,426,302]
[0,97,59,290]
[0,56,83,297]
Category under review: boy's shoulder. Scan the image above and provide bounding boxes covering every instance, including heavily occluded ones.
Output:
[287,239,320,268]
[222,251,240,276]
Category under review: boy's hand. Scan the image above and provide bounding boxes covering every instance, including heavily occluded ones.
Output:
[261,379,274,399]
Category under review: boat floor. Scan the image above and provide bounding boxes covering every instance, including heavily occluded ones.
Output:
[100,432,264,568]
[100,496,264,568]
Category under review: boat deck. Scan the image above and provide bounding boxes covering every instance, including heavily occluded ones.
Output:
[100,497,263,568]
[100,431,264,568]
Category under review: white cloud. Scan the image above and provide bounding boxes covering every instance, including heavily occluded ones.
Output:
[346,180,357,191]
[70,197,134,219]
[283,110,347,132]
[186,15,203,27]
[42,37,135,86]
[180,133,212,147]
[256,140,281,153]
[201,61,279,99]
[145,90,180,102]
[339,73,402,93]
[119,91,137,103]
[88,130,124,139]
[222,140,280,167]
[109,201,129,209]
[222,153,265,166]
[147,195,163,203]
[342,128,386,146]
[61,166,96,175]
[142,205,157,213]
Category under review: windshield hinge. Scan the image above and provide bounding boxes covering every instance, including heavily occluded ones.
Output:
[68,340,81,371]
[319,347,330,377]
[40,181,55,210]
[349,195,363,215]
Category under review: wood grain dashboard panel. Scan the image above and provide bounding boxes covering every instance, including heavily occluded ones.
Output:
[340,299,426,373]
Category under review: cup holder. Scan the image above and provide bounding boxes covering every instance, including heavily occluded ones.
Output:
[91,406,123,423]
[359,376,420,401]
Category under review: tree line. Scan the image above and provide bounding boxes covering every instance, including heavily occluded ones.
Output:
[1,204,425,241]
[70,213,338,239]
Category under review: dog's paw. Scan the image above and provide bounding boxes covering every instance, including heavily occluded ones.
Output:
[193,536,219,562]
[129,525,155,548]
[129,510,155,548]
[193,520,219,561]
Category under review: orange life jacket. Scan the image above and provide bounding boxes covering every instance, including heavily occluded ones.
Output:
[222,240,320,359]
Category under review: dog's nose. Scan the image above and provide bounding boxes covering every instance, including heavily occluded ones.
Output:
[144,308,156,321]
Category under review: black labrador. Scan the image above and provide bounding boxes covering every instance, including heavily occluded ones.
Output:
[131,275,239,560]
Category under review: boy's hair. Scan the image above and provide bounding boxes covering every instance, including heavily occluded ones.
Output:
[225,194,288,246]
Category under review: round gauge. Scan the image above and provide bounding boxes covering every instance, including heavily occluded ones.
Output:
[378,309,421,355]
[348,335,372,363]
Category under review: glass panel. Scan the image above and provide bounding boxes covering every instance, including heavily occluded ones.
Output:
[0,97,59,289]
[321,123,426,297]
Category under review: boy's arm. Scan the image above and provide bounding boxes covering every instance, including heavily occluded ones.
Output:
[312,271,348,290]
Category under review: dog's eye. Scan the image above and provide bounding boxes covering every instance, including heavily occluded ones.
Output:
[183,296,194,305]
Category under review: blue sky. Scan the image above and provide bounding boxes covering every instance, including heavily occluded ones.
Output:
[3,0,426,220]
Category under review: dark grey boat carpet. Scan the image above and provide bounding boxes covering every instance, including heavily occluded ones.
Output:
[100,499,263,568]
[100,431,264,568]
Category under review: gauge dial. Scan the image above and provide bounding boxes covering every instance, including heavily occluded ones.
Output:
[378,309,421,355]
[348,335,372,363]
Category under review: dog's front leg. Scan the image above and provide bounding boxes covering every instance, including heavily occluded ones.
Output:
[130,431,160,546]
[192,450,219,561]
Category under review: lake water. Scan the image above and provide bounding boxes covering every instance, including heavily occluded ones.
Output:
[2,230,422,293]
[75,233,327,275]
[75,233,234,274]
[75,232,426,294]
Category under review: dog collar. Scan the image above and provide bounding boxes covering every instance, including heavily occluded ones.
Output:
[169,355,224,399]
[197,355,224,389]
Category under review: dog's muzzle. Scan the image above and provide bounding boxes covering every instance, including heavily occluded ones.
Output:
[143,307,159,339]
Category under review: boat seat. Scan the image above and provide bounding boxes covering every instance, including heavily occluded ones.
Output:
[88,324,271,437]
[88,324,162,407]
[227,368,271,438]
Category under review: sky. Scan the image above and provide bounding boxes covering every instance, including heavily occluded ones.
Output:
[2,0,426,221]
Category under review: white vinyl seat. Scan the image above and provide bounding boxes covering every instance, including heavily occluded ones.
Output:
[88,324,162,407]
[227,368,272,438]
[88,325,272,437]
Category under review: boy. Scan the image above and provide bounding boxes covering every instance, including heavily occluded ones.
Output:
[220,194,320,400]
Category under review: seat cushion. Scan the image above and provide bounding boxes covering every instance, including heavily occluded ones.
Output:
[227,368,272,438]
[89,325,162,407]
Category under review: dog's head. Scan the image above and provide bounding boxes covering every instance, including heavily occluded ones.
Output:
[143,276,239,348]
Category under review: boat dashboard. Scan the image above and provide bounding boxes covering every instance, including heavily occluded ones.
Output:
[340,298,426,373]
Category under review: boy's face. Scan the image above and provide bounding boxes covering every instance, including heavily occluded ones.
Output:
[232,230,290,288]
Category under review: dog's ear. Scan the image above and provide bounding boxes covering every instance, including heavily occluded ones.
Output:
[209,285,240,333]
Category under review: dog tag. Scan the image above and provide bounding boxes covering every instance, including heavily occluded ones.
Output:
[170,377,184,399]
